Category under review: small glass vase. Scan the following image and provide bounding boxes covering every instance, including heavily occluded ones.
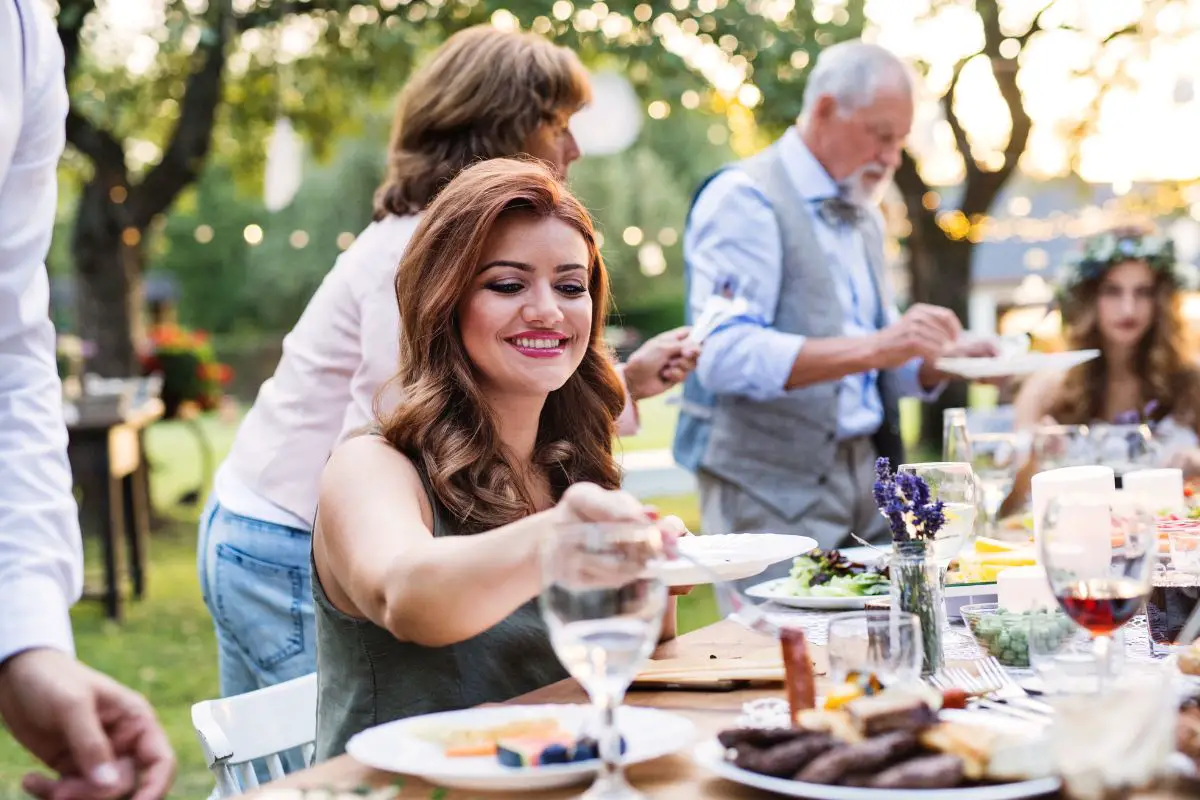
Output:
[890,538,944,675]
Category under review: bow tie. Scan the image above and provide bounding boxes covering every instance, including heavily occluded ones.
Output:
[816,195,862,228]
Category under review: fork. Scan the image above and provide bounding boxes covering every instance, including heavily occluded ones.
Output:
[933,663,1052,722]
[974,657,1054,715]
[928,671,1045,724]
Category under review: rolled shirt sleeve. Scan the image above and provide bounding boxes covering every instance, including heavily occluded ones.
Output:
[0,0,81,664]
[686,170,804,402]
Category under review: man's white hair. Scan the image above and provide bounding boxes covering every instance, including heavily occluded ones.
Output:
[798,40,915,123]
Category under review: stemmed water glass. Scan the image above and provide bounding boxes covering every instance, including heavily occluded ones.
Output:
[1090,423,1155,478]
[970,433,1031,539]
[1039,492,1156,688]
[1034,424,1092,471]
[540,521,669,800]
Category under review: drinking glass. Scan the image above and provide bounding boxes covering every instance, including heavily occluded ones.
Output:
[826,611,923,689]
[1039,492,1155,688]
[897,462,979,567]
[942,408,972,462]
[1050,669,1178,799]
[1033,424,1092,470]
[1091,423,1155,478]
[897,462,979,644]
[969,433,1031,538]
[540,522,669,799]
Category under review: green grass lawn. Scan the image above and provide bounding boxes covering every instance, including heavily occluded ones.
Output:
[0,410,714,798]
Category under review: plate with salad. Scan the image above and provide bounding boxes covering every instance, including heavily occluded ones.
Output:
[746,550,890,609]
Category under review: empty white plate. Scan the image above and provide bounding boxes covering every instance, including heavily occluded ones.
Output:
[936,350,1099,380]
[663,533,818,587]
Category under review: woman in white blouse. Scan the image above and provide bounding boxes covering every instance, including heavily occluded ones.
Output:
[198,25,698,702]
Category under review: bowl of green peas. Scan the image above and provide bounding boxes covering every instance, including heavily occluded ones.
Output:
[959,603,1076,667]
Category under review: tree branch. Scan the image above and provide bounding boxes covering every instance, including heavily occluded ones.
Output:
[65,109,125,178]
[129,9,230,228]
[942,55,976,189]
[1017,0,1056,46]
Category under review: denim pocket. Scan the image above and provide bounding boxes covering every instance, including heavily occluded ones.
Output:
[214,542,306,670]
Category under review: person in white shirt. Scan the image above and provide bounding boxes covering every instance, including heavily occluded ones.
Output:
[0,1,174,798]
[199,24,699,704]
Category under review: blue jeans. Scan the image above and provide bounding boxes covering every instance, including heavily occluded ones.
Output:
[197,497,316,699]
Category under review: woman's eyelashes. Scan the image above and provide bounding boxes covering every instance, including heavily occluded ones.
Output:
[484,279,588,297]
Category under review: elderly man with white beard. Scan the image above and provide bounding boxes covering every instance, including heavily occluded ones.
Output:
[673,40,993,600]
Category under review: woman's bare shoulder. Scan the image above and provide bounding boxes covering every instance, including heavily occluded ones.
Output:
[321,435,424,504]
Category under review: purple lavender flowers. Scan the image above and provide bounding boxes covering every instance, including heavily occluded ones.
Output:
[873,458,946,542]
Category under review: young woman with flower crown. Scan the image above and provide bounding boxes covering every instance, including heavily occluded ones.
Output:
[1013,225,1200,476]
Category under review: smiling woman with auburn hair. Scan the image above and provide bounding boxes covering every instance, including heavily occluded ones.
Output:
[309,159,683,761]
[380,158,625,530]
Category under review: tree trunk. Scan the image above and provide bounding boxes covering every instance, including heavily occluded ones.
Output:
[897,166,976,457]
[73,179,143,377]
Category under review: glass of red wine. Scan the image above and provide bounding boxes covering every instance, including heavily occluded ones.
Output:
[1039,491,1155,687]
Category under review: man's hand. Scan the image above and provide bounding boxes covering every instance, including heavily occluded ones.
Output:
[870,304,962,372]
[0,649,175,800]
[917,337,1001,388]
[623,327,702,402]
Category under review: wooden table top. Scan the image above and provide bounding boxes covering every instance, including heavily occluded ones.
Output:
[249,620,1190,799]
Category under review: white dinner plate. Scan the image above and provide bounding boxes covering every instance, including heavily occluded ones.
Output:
[346,704,695,792]
[691,709,1061,799]
[745,577,884,610]
[662,533,818,587]
[936,350,1099,380]
[746,576,996,609]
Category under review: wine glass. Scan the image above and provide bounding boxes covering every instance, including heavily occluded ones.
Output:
[897,462,979,567]
[1039,492,1155,688]
[1033,424,1092,470]
[970,433,1031,539]
[826,611,923,689]
[1090,423,1155,478]
[540,522,669,800]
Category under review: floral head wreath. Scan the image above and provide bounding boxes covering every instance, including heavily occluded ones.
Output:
[1054,231,1192,301]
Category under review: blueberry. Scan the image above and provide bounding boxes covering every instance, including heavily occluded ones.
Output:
[540,743,571,765]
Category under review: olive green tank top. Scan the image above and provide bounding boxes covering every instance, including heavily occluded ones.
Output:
[311,465,567,761]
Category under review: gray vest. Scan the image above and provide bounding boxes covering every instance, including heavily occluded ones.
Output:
[697,140,903,522]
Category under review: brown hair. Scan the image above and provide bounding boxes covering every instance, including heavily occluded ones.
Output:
[378,159,624,533]
[1050,225,1200,426]
[373,26,591,219]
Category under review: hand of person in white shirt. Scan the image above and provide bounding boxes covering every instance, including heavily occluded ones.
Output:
[0,649,175,800]
[623,326,701,402]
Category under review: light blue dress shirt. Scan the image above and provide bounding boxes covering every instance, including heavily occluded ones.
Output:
[684,132,936,440]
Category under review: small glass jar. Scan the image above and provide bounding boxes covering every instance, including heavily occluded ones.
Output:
[889,538,944,675]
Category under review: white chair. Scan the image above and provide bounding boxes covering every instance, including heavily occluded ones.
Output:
[191,673,317,796]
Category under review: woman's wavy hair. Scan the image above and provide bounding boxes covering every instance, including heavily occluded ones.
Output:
[377,159,625,532]
[1050,224,1200,426]
[373,25,591,219]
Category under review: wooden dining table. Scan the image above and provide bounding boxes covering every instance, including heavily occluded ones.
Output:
[248,619,1193,799]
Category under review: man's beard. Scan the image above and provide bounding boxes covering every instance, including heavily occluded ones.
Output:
[841,162,892,207]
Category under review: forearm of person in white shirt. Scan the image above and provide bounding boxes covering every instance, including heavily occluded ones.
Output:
[0,3,80,667]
